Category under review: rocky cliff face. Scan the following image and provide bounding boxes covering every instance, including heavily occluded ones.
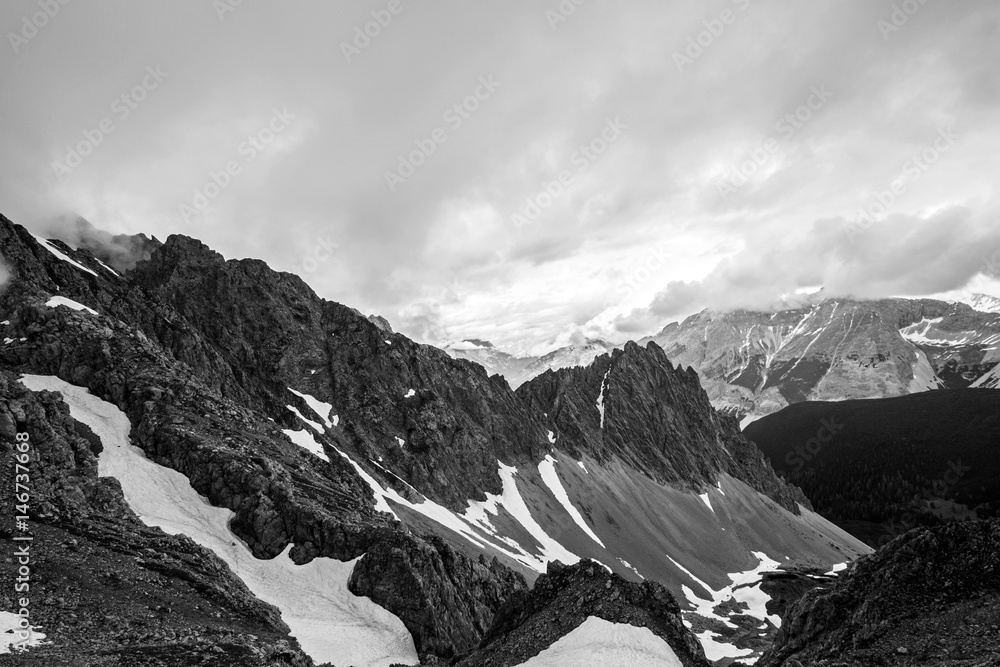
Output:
[761,519,1000,667]
[517,341,810,513]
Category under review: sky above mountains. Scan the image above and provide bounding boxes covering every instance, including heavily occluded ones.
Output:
[2,0,999,355]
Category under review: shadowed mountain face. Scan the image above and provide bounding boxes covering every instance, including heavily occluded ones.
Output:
[744,389,1000,548]
[640,299,1000,422]
[0,213,868,665]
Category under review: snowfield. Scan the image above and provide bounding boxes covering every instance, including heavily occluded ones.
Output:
[19,375,418,667]
[513,616,683,667]
[0,612,49,654]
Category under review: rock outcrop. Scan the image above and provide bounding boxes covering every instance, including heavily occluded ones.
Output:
[761,519,1000,667]
[456,559,710,667]
[517,341,811,512]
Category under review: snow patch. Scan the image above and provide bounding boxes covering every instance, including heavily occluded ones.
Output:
[395,437,405,447]
[287,388,336,429]
[45,296,98,315]
[404,389,416,398]
[18,375,417,667]
[547,430,556,444]
[538,455,605,547]
[699,493,714,513]
[513,616,683,667]
[0,611,50,654]
[94,258,120,277]
[30,234,98,277]
[824,562,849,576]
[283,429,331,462]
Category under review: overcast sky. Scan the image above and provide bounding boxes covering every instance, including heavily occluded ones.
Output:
[2,0,999,355]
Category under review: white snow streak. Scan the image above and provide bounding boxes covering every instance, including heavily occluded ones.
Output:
[30,234,98,277]
[596,369,610,428]
[287,388,336,429]
[538,455,605,547]
[45,296,98,315]
[283,428,331,462]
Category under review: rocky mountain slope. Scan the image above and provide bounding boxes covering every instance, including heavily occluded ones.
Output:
[640,298,1000,422]
[0,213,867,665]
[760,519,1000,667]
[744,389,1000,548]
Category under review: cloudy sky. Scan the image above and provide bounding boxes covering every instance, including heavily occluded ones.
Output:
[2,0,999,355]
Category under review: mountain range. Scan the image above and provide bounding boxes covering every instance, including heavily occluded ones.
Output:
[2,213,998,666]
[449,296,1000,425]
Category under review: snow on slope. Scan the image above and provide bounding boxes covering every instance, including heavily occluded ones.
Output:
[283,428,331,461]
[667,551,784,663]
[320,427,581,574]
[30,234,98,277]
[514,616,683,667]
[970,363,1000,388]
[954,292,1000,314]
[596,369,610,428]
[19,375,417,667]
[909,348,944,392]
[287,387,337,428]
[0,612,49,654]
[538,455,605,547]
[45,296,98,315]
[463,462,581,570]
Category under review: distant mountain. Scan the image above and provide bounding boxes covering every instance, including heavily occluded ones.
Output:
[743,389,1000,547]
[445,339,615,389]
[955,291,1000,314]
[639,297,1000,423]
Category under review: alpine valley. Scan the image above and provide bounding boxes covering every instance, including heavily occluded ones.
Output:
[2,213,999,667]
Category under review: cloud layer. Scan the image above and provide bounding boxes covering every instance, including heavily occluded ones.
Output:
[1,0,998,353]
